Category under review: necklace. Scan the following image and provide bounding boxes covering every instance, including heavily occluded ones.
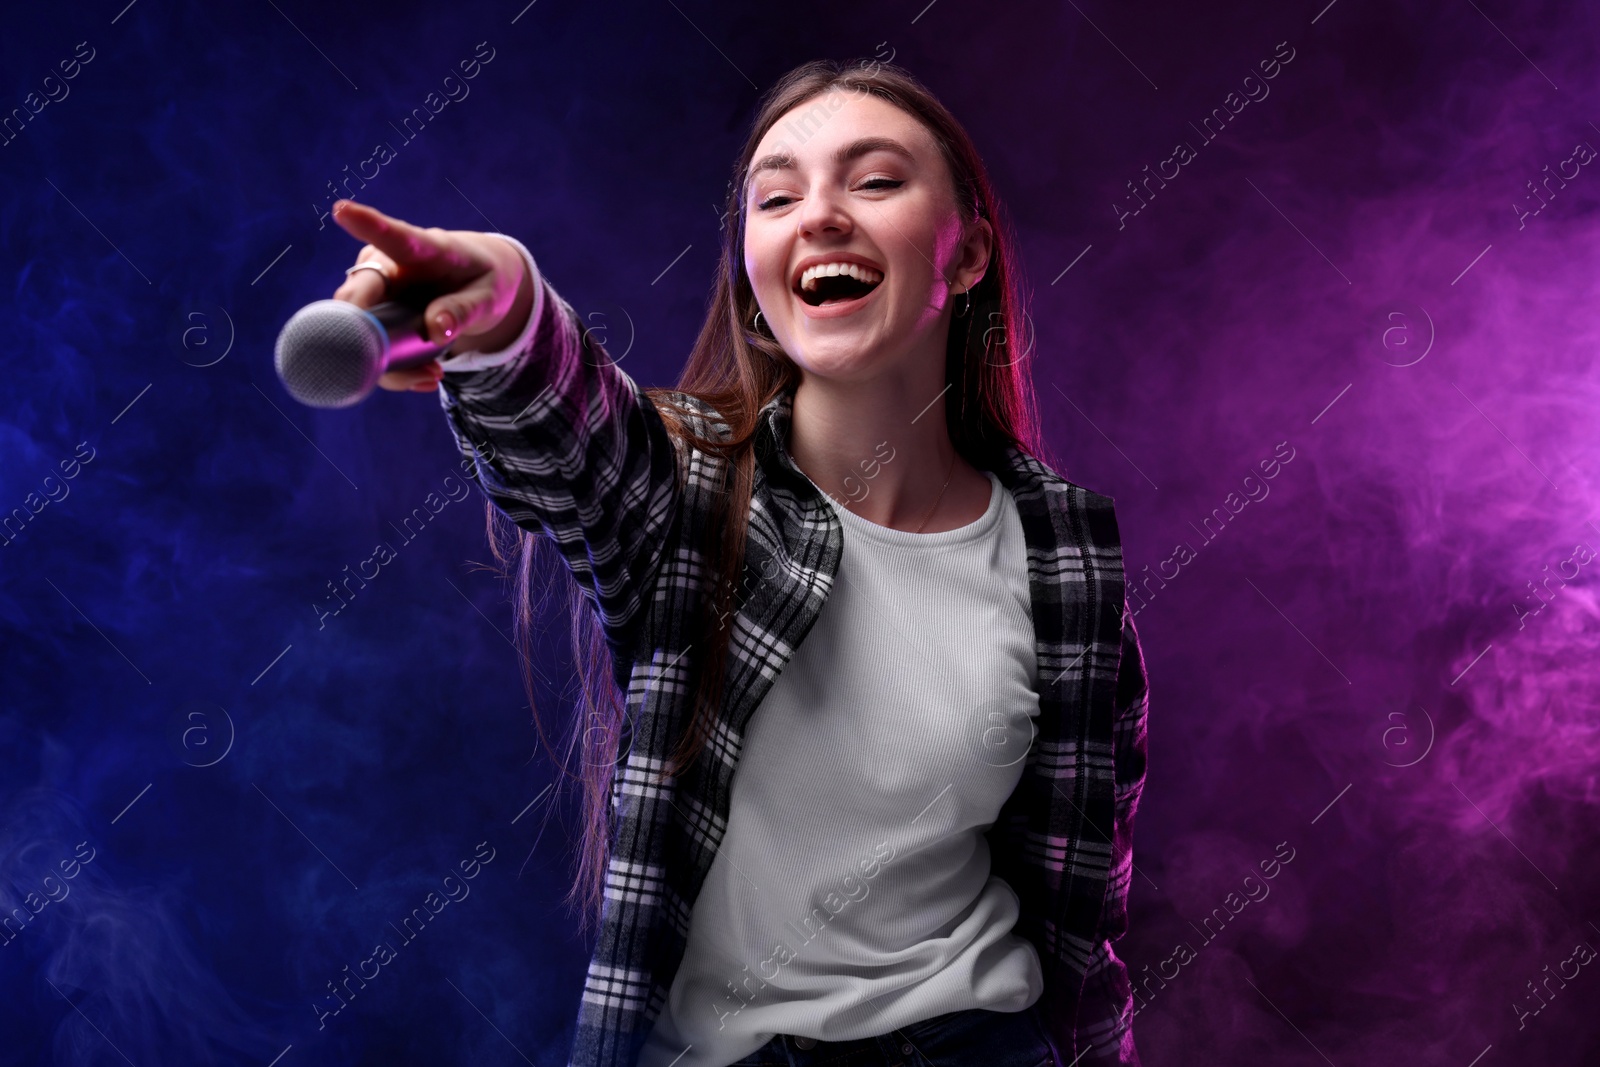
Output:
[914,447,959,534]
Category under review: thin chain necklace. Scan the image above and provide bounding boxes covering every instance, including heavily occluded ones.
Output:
[914,446,959,534]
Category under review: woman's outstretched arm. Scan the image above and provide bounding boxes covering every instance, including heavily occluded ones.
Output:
[327,200,683,666]
[434,233,683,665]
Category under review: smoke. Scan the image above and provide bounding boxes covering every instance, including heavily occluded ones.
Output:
[1027,0,1600,1062]
[0,785,278,1065]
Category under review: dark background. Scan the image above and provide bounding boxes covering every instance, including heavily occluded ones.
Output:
[4,1,1597,1064]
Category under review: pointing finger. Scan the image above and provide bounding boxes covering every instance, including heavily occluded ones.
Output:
[330,200,442,269]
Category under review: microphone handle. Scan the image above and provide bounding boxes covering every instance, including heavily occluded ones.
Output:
[369,300,454,372]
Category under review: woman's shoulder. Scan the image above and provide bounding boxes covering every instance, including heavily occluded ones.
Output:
[992,445,1127,555]
[1003,445,1118,511]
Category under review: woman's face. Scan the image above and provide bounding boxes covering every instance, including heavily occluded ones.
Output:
[742,89,990,385]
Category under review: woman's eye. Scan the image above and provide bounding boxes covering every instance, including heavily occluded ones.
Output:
[755,179,903,212]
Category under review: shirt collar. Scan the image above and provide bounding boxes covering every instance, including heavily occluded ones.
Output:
[754,382,804,483]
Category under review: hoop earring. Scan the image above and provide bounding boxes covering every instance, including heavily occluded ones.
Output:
[957,288,972,317]
[752,310,766,334]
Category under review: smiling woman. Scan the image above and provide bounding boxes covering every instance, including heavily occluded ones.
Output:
[326,54,1148,1067]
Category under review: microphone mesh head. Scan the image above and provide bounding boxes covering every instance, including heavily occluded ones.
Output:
[274,300,387,409]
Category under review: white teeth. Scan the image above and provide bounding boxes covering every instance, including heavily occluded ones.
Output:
[798,262,884,291]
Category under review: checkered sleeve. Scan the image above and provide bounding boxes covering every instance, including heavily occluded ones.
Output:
[434,233,682,670]
[1111,596,1149,892]
[1079,594,1150,1063]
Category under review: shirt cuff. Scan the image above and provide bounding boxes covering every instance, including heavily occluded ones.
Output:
[438,232,546,373]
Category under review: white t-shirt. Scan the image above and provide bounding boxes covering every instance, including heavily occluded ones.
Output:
[638,468,1045,1067]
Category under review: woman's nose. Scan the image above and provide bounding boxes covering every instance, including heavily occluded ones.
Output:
[795,187,853,236]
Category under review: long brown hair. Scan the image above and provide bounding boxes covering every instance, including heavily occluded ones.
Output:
[487,56,1054,934]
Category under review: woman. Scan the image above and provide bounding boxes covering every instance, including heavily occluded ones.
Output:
[330,58,1147,1067]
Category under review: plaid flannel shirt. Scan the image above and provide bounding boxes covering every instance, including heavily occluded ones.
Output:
[437,235,1150,1067]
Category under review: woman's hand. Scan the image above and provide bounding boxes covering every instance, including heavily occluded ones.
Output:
[329,199,533,392]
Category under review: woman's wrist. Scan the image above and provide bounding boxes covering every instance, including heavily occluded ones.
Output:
[442,233,539,369]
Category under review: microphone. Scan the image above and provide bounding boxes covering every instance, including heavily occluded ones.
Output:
[274,298,451,408]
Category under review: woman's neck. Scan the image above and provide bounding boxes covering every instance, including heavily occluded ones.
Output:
[787,372,991,534]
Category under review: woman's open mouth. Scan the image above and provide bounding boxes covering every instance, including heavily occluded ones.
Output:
[792,260,884,318]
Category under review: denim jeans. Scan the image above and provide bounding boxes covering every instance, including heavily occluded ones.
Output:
[727,1004,1060,1067]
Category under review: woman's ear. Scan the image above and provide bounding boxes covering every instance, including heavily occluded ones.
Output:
[958,216,993,294]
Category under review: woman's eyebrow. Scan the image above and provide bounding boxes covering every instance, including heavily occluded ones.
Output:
[747,136,917,185]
